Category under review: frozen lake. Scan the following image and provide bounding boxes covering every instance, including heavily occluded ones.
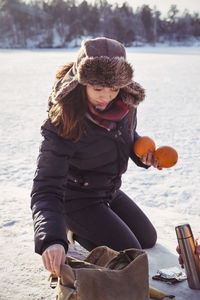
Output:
[0,47,200,215]
[0,47,200,299]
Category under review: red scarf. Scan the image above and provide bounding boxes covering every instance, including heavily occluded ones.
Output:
[87,100,129,130]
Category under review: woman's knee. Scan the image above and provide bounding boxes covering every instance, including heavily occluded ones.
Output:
[142,227,157,249]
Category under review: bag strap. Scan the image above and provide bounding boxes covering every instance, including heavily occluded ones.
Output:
[128,106,135,138]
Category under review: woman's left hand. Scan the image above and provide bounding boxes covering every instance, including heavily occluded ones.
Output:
[141,150,162,170]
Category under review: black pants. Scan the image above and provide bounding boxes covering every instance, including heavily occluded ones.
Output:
[64,189,157,252]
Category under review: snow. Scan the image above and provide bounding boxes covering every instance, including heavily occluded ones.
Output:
[0,47,200,299]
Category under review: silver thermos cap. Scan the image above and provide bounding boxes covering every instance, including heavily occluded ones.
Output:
[176,223,193,240]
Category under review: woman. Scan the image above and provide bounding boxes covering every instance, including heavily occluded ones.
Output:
[31,37,161,277]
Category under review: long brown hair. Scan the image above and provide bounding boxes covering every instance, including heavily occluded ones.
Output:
[48,64,88,142]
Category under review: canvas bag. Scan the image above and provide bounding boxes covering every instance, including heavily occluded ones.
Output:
[51,246,149,300]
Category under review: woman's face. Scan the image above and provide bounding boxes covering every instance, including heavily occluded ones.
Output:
[86,84,120,111]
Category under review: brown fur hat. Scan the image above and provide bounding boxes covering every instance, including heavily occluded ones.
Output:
[51,37,145,107]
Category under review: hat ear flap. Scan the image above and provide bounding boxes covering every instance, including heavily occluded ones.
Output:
[50,62,79,103]
[56,62,74,80]
[121,81,146,107]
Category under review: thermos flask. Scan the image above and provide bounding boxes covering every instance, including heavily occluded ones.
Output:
[175,224,200,289]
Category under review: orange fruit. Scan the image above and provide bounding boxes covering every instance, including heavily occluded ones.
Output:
[153,146,178,168]
[134,136,156,158]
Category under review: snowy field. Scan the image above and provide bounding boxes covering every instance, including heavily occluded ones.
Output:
[0,47,200,299]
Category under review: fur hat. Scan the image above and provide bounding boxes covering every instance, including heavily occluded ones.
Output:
[51,37,145,107]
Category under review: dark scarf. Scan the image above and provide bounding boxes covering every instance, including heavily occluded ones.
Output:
[87,100,129,130]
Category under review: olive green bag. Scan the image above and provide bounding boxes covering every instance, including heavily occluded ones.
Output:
[50,246,149,300]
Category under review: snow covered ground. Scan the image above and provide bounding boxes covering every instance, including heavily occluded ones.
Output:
[0,47,200,299]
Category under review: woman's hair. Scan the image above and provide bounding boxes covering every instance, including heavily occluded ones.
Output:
[48,64,88,142]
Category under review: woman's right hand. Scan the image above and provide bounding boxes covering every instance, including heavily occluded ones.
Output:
[176,245,184,268]
[42,244,66,277]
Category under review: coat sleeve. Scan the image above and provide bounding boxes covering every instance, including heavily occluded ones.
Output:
[30,119,75,255]
[129,109,150,169]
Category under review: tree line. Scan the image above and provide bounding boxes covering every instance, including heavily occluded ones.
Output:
[0,0,200,48]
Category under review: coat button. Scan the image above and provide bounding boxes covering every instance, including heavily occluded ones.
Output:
[83,182,89,186]
[118,130,122,135]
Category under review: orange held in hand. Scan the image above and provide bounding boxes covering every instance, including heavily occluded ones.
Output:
[134,136,156,158]
[153,146,178,168]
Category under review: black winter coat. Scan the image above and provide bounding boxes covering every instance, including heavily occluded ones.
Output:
[31,109,148,255]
